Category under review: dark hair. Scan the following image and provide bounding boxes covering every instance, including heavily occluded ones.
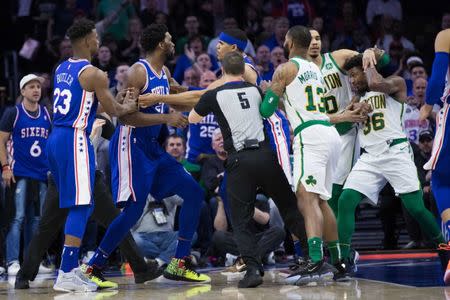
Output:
[343,53,363,71]
[222,52,245,75]
[164,134,185,148]
[223,29,248,44]
[287,25,312,48]
[188,34,204,46]
[141,23,168,53]
[409,62,426,72]
[66,18,95,42]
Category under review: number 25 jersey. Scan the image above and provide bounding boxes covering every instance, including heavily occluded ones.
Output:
[52,58,99,134]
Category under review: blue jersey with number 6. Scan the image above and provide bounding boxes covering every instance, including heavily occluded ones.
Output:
[52,58,98,134]
[10,103,51,181]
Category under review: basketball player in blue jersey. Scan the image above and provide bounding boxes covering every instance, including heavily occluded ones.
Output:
[0,74,51,276]
[421,28,450,284]
[83,23,210,284]
[140,28,309,255]
[47,19,137,293]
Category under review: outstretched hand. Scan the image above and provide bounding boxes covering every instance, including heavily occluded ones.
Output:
[90,118,106,140]
[139,93,161,109]
[362,48,378,70]
[420,104,434,121]
[166,112,188,128]
[260,80,271,93]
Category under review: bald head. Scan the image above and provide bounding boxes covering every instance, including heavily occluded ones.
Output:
[413,77,427,101]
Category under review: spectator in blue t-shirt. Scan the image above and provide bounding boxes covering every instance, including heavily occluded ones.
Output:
[173,35,218,83]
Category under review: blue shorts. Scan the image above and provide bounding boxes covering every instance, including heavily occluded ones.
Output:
[46,127,95,208]
[431,103,450,214]
[110,126,196,207]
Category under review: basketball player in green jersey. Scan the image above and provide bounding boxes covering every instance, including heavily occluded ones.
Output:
[307,29,387,218]
[339,54,445,273]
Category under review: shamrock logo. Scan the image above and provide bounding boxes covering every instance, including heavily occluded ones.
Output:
[306,175,317,186]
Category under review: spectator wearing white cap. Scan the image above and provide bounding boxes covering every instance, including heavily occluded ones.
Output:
[0,74,52,276]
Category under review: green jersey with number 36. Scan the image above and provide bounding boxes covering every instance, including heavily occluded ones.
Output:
[320,53,354,134]
[359,91,406,149]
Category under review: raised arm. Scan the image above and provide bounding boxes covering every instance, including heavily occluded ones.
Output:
[260,61,297,118]
[365,66,407,102]
[243,64,258,85]
[138,74,227,111]
[425,29,450,106]
[81,67,137,117]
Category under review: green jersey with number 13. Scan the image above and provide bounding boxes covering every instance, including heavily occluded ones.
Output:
[283,57,329,131]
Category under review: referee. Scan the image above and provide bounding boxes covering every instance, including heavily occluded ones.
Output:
[189,52,307,288]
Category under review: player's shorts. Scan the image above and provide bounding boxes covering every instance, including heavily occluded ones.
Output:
[344,139,420,204]
[46,126,95,208]
[292,122,341,200]
[265,110,292,185]
[333,126,359,185]
[427,102,450,214]
[425,102,449,173]
[110,126,197,207]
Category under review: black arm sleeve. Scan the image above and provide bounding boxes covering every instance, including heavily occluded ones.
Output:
[0,107,17,132]
[194,90,216,117]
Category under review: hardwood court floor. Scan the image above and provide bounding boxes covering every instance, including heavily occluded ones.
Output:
[0,253,448,300]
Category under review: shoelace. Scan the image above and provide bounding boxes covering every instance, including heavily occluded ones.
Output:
[183,258,201,276]
[87,266,107,282]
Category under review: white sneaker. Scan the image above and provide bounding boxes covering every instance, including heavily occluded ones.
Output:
[7,261,20,276]
[81,251,95,265]
[266,252,276,265]
[0,266,5,275]
[53,268,98,292]
[225,253,238,267]
[38,262,53,274]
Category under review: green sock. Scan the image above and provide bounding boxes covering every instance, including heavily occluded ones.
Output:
[327,240,341,264]
[340,243,351,260]
[328,184,343,218]
[308,237,323,263]
[400,190,445,245]
[337,189,363,259]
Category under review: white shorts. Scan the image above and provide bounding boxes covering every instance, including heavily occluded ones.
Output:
[333,127,360,185]
[293,124,341,200]
[344,141,420,204]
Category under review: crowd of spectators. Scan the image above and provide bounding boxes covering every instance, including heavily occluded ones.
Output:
[0,0,449,275]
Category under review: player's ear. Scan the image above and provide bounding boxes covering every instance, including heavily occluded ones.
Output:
[231,44,237,51]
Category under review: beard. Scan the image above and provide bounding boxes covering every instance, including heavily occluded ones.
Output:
[165,49,174,61]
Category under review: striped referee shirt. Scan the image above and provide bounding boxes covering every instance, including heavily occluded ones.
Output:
[193,81,265,153]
